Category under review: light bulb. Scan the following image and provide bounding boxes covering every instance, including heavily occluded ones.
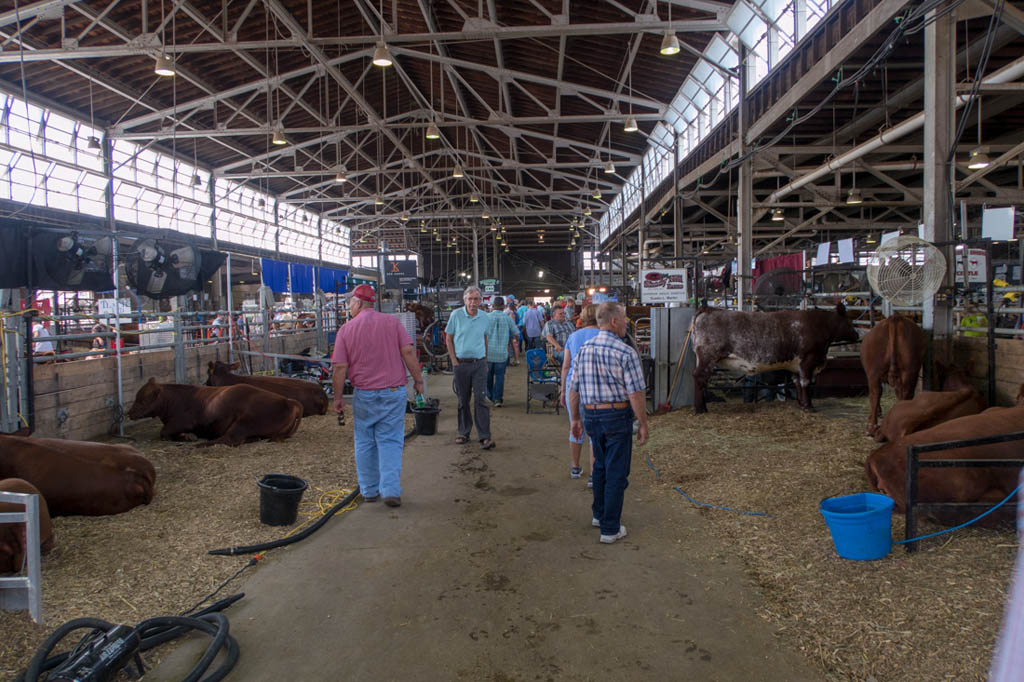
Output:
[624,117,638,133]
[372,43,393,67]
[660,32,681,56]
[425,122,441,139]
[154,54,176,77]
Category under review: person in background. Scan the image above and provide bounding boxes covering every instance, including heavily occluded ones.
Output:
[523,301,545,351]
[517,299,529,348]
[504,295,520,365]
[485,297,519,408]
[561,304,600,485]
[332,284,424,508]
[989,469,1024,681]
[961,303,989,338]
[543,305,576,365]
[32,320,55,356]
[211,312,229,339]
[568,302,649,545]
[445,286,495,450]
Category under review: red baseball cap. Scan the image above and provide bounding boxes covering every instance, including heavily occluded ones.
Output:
[350,284,376,303]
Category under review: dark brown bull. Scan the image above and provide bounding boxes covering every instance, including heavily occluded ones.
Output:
[405,303,435,333]
[0,478,54,573]
[206,361,328,416]
[128,378,303,446]
[874,387,987,443]
[691,303,859,414]
[865,406,1024,525]
[860,315,926,438]
[0,436,155,516]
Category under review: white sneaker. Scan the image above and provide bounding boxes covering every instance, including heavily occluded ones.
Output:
[599,525,627,544]
[592,517,600,527]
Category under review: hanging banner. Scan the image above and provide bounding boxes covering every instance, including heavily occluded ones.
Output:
[955,248,988,284]
[384,259,418,288]
[640,269,688,304]
[479,278,499,295]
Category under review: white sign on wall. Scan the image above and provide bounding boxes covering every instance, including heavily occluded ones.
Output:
[97,298,132,324]
[640,269,688,304]
[955,248,988,284]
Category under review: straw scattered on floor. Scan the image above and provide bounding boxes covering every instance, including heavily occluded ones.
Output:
[640,395,1015,682]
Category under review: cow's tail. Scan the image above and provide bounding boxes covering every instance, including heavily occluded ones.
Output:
[887,316,901,389]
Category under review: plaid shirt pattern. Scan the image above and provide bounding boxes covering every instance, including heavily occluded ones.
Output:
[567,330,645,405]
[486,310,518,363]
[543,319,575,347]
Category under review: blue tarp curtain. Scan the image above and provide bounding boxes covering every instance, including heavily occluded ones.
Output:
[261,258,288,293]
[317,267,348,294]
[290,263,314,294]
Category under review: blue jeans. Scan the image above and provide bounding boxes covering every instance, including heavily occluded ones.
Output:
[487,360,508,402]
[352,387,408,498]
[583,406,634,535]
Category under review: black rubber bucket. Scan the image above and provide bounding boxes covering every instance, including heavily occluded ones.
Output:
[412,406,441,435]
[257,474,308,526]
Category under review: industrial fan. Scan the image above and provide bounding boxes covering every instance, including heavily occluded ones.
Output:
[866,235,947,305]
[752,267,805,309]
[126,238,226,298]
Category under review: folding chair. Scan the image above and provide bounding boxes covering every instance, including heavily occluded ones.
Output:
[526,348,560,414]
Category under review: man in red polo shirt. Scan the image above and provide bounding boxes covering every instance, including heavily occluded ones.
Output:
[332,284,423,507]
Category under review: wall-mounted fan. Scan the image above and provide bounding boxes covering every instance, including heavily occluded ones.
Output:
[866,236,946,305]
[126,238,226,298]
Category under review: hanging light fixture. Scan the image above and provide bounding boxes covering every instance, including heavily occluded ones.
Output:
[593,188,602,199]
[623,69,638,132]
[846,188,863,205]
[660,32,681,56]
[374,194,385,205]
[400,212,409,222]
[469,192,479,203]
[420,224,427,232]
[425,122,441,140]
[453,164,464,178]
[334,168,347,183]
[481,209,489,219]
[865,234,877,244]
[771,208,785,221]
[604,161,615,174]
[192,173,202,187]
[372,43,393,67]
[624,116,638,133]
[490,223,497,231]
[88,136,101,150]
[583,207,592,216]
[271,125,287,146]
[435,234,441,241]
[154,54,176,77]
[967,147,991,169]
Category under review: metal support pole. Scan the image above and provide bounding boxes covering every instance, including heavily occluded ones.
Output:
[673,134,681,263]
[639,157,646,276]
[472,228,480,284]
[922,5,956,385]
[101,132,124,435]
[737,47,753,311]
[226,252,234,363]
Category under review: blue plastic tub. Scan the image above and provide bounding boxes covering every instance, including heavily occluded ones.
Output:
[819,492,895,561]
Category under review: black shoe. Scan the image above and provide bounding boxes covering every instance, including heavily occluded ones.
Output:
[362,494,380,503]
[383,496,402,507]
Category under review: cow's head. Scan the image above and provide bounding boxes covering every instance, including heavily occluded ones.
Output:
[205,361,239,386]
[127,378,163,420]
[832,302,860,344]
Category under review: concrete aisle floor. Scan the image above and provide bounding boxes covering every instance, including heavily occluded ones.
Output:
[153,363,819,682]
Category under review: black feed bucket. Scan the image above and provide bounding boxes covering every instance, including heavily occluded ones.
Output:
[412,406,441,435]
[257,474,308,526]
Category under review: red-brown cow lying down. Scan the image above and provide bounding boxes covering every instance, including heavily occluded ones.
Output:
[128,378,303,446]
[691,303,860,413]
[206,361,328,417]
[865,406,1024,525]
[0,478,54,573]
[0,436,155,516]
[861,315,926,438]
[874,387,987,443]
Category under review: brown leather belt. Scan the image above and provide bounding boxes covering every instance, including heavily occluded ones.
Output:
[584,401,629,410]
[457,357,483,363]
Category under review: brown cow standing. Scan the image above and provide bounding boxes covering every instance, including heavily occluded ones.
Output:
[860,315,926,438]
[865,406,1024,525]
[128,379,303,446]
[873,387,987,443]
[0,437,155,516]
[691,303,860,414]
[206,361,328,416]
[0,478,54,573]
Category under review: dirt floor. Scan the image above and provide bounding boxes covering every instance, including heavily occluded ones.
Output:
[1,373,1018,681]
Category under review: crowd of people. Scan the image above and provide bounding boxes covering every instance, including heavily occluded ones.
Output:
[334,284,648,546]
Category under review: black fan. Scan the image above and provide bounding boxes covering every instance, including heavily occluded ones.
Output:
[126,238,225,298]
[0,224,116,291]
[753,267,805,309]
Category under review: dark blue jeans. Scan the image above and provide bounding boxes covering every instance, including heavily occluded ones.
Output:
[487,360,508,402]
[583,406,634,535]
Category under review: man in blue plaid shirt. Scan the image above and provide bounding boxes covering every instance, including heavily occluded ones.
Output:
[485,296,520,407]
[568,301,649,544]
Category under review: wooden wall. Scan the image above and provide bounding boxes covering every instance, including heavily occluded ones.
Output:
[31,331,322,441]
[952,337,1024,406]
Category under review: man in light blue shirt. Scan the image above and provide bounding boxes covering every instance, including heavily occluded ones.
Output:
[523,303,545,351]
[445,286,494,449]
[485,297,519,407]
